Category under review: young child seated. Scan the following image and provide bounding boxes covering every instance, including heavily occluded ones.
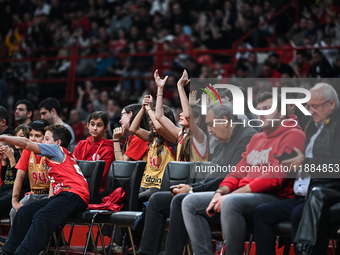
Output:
[0,139,18,218]
[0,124,90,255]
[73,111,115,192]
[10,120,50,225]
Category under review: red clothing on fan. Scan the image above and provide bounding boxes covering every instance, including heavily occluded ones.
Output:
[73,137,115,192]
[124,135,149,161]
[44,146,90,204]
[16,149,45,172]
[219,116,306,199]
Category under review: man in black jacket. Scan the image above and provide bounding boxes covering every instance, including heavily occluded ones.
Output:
[253,82,340,255]
[137,102,256,255]
[293,82,340,255]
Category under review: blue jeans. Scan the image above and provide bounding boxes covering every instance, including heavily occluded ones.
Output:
[4,192,87,255]
[182,192,279,255]
[254,197,305,255]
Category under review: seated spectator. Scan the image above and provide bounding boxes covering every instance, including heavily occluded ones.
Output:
[268,53,296,78]
[0,125,89,255]
[138,99,256,255]
[254,83,339,255]
[0,106,14,135]
[10,120,50,225]
[112,104,149,162]
[246,52,263,78]
[14,99,34,126]
[308,49,335,78]
[287,17,308,46]
[0,139,18,218]
[293,51,311,78]
[129,97,177,205]
[73,111,114,192]
[182,91,306,255]
[39,97,75,143]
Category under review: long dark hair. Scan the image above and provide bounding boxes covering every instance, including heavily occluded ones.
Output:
[124,104,150,130]
[123,104,150,153]
[178,104,204,161]
[150,105,175,166]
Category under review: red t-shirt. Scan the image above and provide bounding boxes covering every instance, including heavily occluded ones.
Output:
[74,136,115,192]
[16,149,42,172]
[124,135,149,161]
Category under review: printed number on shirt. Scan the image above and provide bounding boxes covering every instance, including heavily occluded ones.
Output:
[73,164,87,180]
[149,156,160,169]
[32,171,48,184]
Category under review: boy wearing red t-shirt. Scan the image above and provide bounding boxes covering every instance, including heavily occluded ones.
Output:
[0,125,89,255]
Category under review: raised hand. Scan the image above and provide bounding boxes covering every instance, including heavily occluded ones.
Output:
[154,69,168,88]
[177,69,190,87]
[189,90,201,104]
[113,127,125,140]
[143,95,153,111]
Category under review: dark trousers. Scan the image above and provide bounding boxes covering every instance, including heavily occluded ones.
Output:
[4,191,87,255]
[138,191,189,255]
[254,197,305,255]
[0,189,13,217]
[295,187,340,255]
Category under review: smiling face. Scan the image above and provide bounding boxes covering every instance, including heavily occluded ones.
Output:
[87,118,107,142]
[178,112,189,127]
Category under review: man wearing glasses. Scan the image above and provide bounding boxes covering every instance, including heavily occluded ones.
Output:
[253,82,340,255]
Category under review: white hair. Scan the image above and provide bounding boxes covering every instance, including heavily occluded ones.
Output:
[311,83,339,109]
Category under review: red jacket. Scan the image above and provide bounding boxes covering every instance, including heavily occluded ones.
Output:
[220,115,306,199]
[74,137,115,192]
[87,187,125,211]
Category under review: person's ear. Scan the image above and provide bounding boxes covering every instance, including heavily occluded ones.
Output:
[329,99,336,110]
[56,140,62,146]
[27,111,33,118]
[51,108,57,116]
[0,119,5,127]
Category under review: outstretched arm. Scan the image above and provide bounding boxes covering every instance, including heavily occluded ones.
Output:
[154,69,181,139]
[177,70,205,144]
[0,136,41,154]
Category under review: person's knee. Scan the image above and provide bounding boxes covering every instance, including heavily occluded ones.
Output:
[170,193,187,209]
[309,187,323,198]
[254,204,269,221]
[148,192,169,211]
[182,194,197,214]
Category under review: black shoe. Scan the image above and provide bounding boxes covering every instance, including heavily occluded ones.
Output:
[295,243,313,255]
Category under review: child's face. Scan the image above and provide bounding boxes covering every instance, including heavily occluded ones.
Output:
[15,129,26,138]
[42,131,57,145]
[30,130,44,143]
[87,118,107,139]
